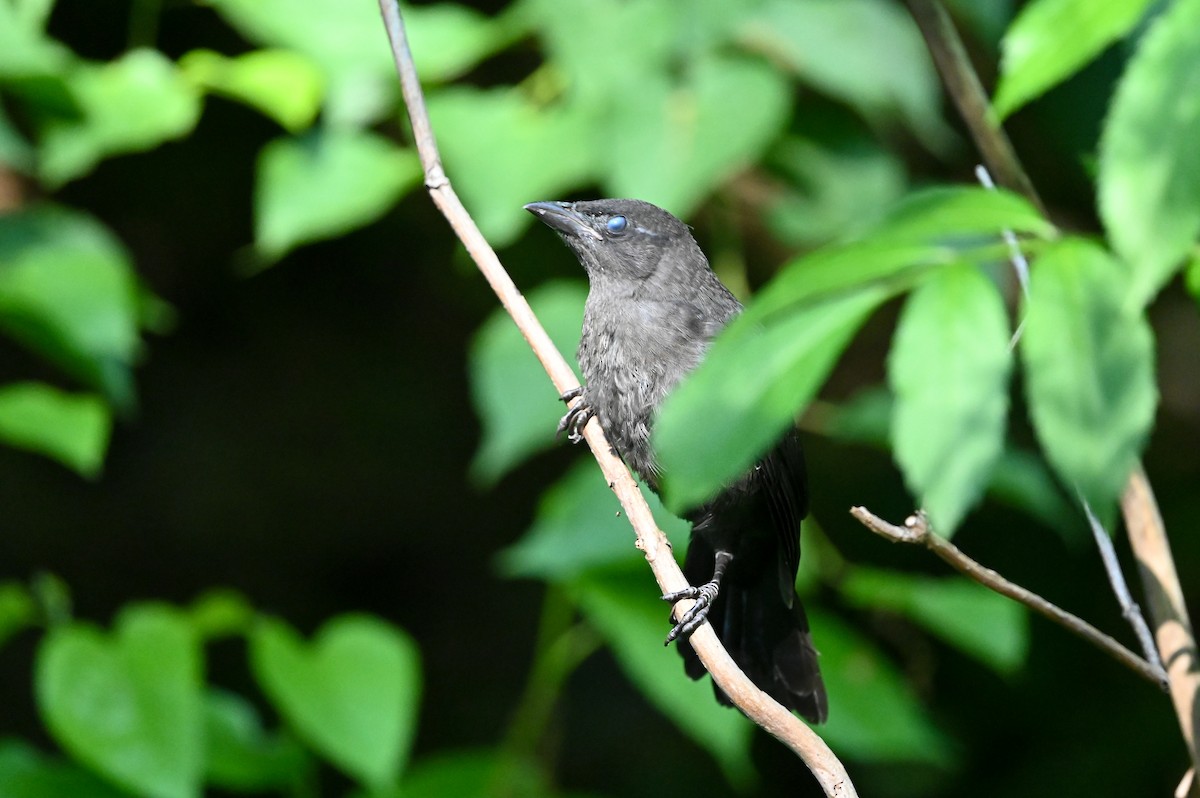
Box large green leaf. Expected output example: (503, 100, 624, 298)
(250, 614, 420, 789)
(394, 750, 555, 798)
(180, 48, 324, 132)
(469, 280, 585, 485)
(38, 49, 201, 186)
(655, 287, 887, 511)
(994, 0, 1156, 119)
(498, 459, 690, 582)
(604, 53, 792, 217)
(739, 0, 952, 150)
(0, 382, 110, 477)
(810, 610, 953, 764)
(0, 205, 141, 404)
(840, 568, 1030, 675)
(570, 569, 754, 786)
(1020, 238, 1156, 514)
(36, 605, 204, 798)
(1098, 0, 1200, 306)
(427, 88, 598, 247)
(254, 129, 421, 260)
(888, 265, 1012, 535)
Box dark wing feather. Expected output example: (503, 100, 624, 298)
(758, 430, 808, 602)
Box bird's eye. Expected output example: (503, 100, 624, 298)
(606, 215, 627, 234)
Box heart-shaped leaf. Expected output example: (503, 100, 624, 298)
(35, 605, 204, 798)
(250, 614, 420, 789)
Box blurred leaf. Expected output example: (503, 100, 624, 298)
(987, 447, 1079, 539)
(994, 0, 1155, 119)
(180, 48, 324, 132)
(0, 582, 36, 649)
(809, 609, 953, 764)
(250, 614, 420, 789)
(0, 739, 129, 798)
(0, 103, 37, 173)
(1188, 253, 1200, 310)
(739, 0, 953, 150)
(0, 205, 141, 403)
(393, 750, 552, 798)
(0, 382, 110, 477)
(428, 88, 598, 247)
(765, 135, 908, 247)
(656, 287, 886, 512)
(0, 0, 71, 78)
(38, 49, 201, 186)
(402, 2, 513, 83)
(254, 129, 421, 260)
(1098, 0, 1200, 306)
(36, 604, 204, 798)
(188, 589, 255, 640)
(469, 280, 585, 485)
(499, 459, 690, 581)
(1020, 238, 1156, 516)
(570, 569, 754, 786)
(888, 265, 1011, 535)
(203, 689, 307, 791)
(605, 53, 791, 217)
(754, 186, 1053, 320)
(841, 569, 1030, 674)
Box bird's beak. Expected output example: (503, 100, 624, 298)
(524, 201, 602, 240)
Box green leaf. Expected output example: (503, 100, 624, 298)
(254, 129, 421, 260)
(401, 3, 512, 84)
(0, 739, 130, 798)
(0, 205, 141, 403)
(469, 280, 585, 485)
(180, 48, 324, 132)
(0, 581, 36, 649)
(427, 88, 598, 247)
(739, 0, 952, 150)
(250, 614, 420, 789)
(753, 186, 1052, 321)
(656, 287, 886, 511)
(0, 0, 71, 78)
(187, 589, 255, 640)
(840, 568, 1030, 674)
(395, 750, 553, 798)
(1020, 238, 1156, 514)
(987, 446, 1079, 538)
(888, 265, 1012, 535)
(498, 459, 690, 581)
(38, 49, 201, 186)
(0, 382, 110, 477)
(994, 0, 1155, 119)
(809, 609, 953, 764)
(570, 569, 754, 786)
(36, 605, 204, 798)
(1098, 0, 1200, 306)
(604, 53, 792, 217)
(203, 689, 307, 791)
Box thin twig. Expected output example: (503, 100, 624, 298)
(1122, 467, 1200, 777)
(850, 507, 1169, 689)
(1081, 497, 1166, 678)
(377, 3, 857, 795)
(905, 0, 1045, 215)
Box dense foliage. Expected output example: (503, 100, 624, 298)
(0, 0, 1197, 796)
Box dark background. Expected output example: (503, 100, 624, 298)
(2, 2, 1198, 797)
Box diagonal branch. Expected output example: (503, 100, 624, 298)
(850, 506, 1168, 689)
(377, 2, 857, 795)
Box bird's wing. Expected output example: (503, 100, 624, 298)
(759, 430, 809, 601)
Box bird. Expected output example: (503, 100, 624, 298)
(524, 198, 827, 723)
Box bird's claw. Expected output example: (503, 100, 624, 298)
(557, 391, 593, 444)
(662, 580, 721, 645)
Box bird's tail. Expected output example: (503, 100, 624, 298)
(678, 539, 828, 724)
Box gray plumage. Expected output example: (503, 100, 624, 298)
(525, 198, 828, 723)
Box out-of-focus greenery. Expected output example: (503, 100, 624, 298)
(0, 0, 1197, 796)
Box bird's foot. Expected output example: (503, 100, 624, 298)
(557, 389, 593, 444)
(662, 580, 721, 645)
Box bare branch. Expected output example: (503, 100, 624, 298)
(850, 506, 1169, 689)
(377, 2, 857, 794)
(1122, 467, 1200, 779)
